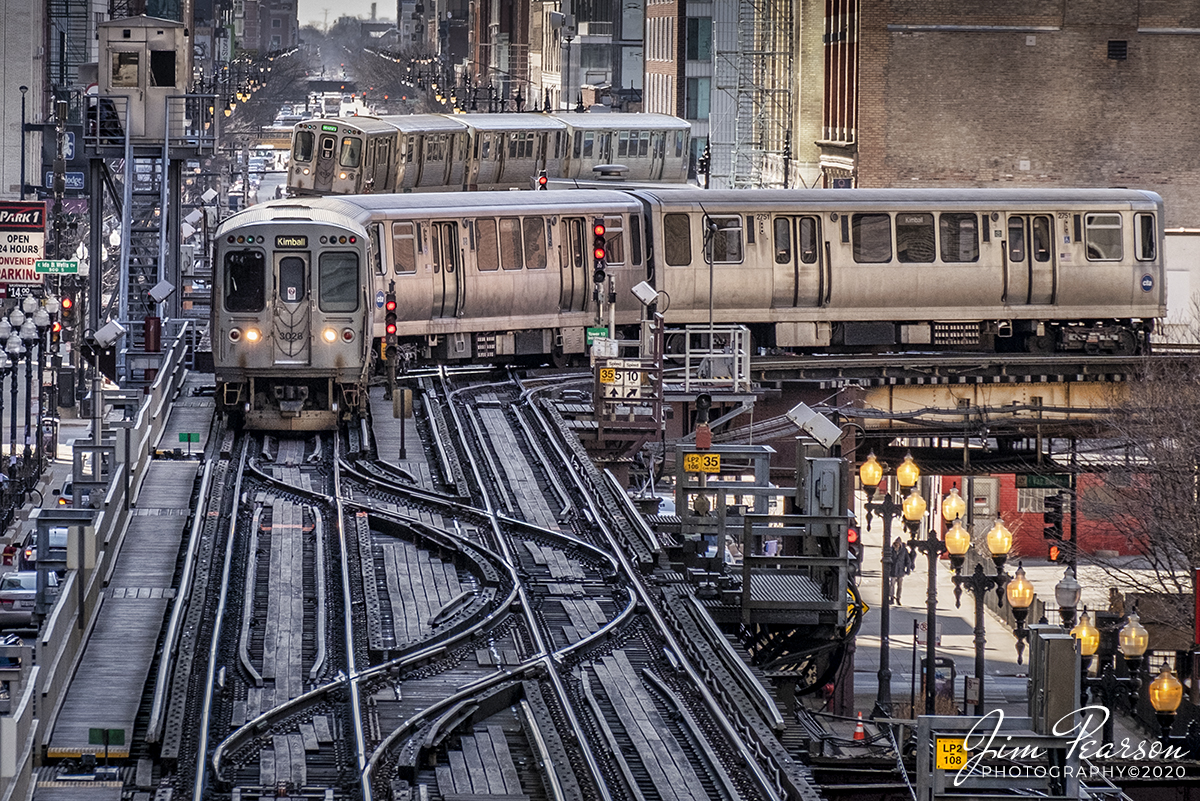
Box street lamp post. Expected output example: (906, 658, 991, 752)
(1055, 567, 1082, 628)
(1150, 665, 1184, 744)
(945, 516, 1013, 716)
(5, 309, 26, 477)
(18, 86, 28, 201)
(19, 297, 38, 470)
(32, 303, 51, 471)
(1005, 563, 1035, 663)
(858, 451, 922, 716)
(1071, 609, 1150, 743)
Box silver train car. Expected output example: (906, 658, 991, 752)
(213, 201, 373, 430)
(213, 187, 1164, 429)
(286, 113, 692, 196)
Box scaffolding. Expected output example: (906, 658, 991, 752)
(712, 0, 794, 188)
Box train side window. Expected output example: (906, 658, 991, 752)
(481, 137, 491, 161)
(294, 131, 314, 162)
(1085, 213, 1123, 260)
(427, 135, 445, 162)
(583, 132, 595, 159)
(499, 217, 524, 270)
(1135, 213, 1156, 261)
(939, 213, 979, 262)
(1008, 218, 1026, 262)
(318, 252, 359, 312)
(320, 136, 335, 159)
(392, 222, 418, 274)
(573, 131, 582, 159)
(705, 216, 743, 264)
(405, 137, 415, 164)
(618, 131, 629, 157)
(1031, 216, 1051, 262)
(523, 217, 547, 269)
(774, 218, 791, 264)
(224, 251, 265, 312)
(851, 213, 892, 263)
(896, 213, 935, 263)
(639, 132, 650, 157)
(799, 218, 818, 263)
(630, 214, 643, 266)
(278, 257, 306, 303)
(675, 131, 686, 158)
(477, 218, 499, 271)
(369, 224, 383, 276)
(603, 217, 625, 265)
(664, 214, 692, 266)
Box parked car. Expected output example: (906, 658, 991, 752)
(20, 527, 68, 571)
(0, 571, 59, 628)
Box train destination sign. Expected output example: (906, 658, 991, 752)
(276, 235, 307, 248)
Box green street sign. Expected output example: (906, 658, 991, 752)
(179, 433, 199, 443)
(585, 326, 608, 345)
(34, 260, 78, 274)
(1014, 474, 1070, 489)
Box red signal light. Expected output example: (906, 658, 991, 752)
(847, 527, 859, 545)
(385, 300, 396, 312)
(385, 322, 397, 335)
(52, 321, 62, 333)
(593, 245, 607, 260)
(61, 297, 73, 311)
(592, 222, 605, 237)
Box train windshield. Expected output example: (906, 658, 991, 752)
(224, 250, 265, 312)
(294, 131, 314, 162)
(319, 252, 359, 312)
(339, 137, 362, 168)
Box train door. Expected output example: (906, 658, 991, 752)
(476, 134, 499, 186)
(560, 217, 589, 312)
(651, 132, 666, 180)
(313, 134, 336, 192)
(273, 253, 311, 365)
(375, 138, 393, 191)
(771, 215, 825, 307)
(1006, 215, 1054, 304)
(447, 134, 466, 188)
(362, 139, 376, 191)
(431, 222, 462, 318)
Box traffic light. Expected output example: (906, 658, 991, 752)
(1043, 492, 1068, 561)
(51, 320, 62, 345)
(846, 521, 863, 578)
(384, 285, 397, 347)
(592, 218, 607, 285)
(536, 170, 548, 189)
(59, 293, 74, 342)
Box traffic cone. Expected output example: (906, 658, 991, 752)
(853, 711, 866, 741)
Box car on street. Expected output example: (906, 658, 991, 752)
(0, 571, 59, 629)
(19, 527, 68, 571)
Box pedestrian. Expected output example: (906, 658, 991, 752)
(890, 537, 913, 604)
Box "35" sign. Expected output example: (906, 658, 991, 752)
(683, 453, 720, 473)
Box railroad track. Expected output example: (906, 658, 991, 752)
(148, 371, 826, 799)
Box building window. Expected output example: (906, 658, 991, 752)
(1016, 487, 1060, 514)
(1108, 40, 1128, 60)
(272, 18, 282, 28)
(686, 17, 712, 60)
(685, 77, 710, 120)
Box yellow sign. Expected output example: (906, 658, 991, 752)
(935, 738, 967, 770)
(599, 368, 616, 383)
(683, 453, 721, 474)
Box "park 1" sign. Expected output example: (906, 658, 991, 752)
(0, 202, 47, 285)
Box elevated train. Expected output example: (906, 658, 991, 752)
(213, 187, 1165, 429)
(286, 113, 692, 196)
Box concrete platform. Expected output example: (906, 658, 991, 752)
(45, 379, 213, 759)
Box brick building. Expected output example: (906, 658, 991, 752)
(811, 0, 1200, 228)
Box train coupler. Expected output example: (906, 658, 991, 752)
(273, 385, 310, 417)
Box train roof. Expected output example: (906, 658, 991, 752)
(631, 187, 1164, 208)
(454, 114, 568, 131)
(329, 189, 644, 215)
(555, 113, 690, 131)
(215, 199, 375, 235)
(374, 114, 468, 132)
(293, 116, 400, 134)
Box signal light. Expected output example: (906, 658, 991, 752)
(592, 218, 607, 278)
(537, 171, 548, 189)
(60, 296, 73, 312)
(385, 286, 398, 346)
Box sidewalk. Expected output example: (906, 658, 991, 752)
(846, 506, 1143, 739)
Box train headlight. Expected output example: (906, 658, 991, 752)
(244, 327, 262, 343)
(302, 167, 310, 175)
(339, 172, 347, 180)
(322, 327, 338, 343)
